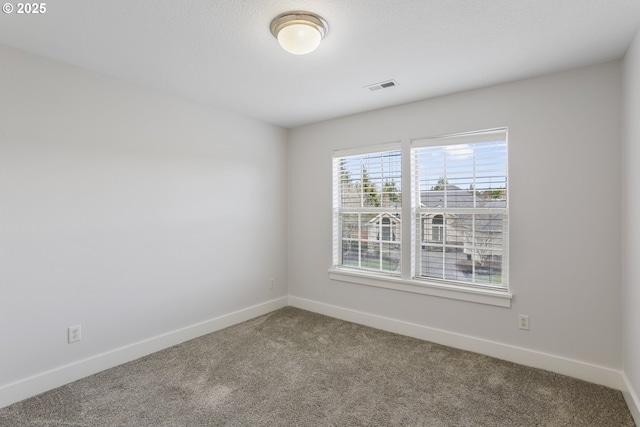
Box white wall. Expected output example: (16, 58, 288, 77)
(622, 28, 640, 420)
(0, 45, 288, 394)
(289, 62, 622, 370)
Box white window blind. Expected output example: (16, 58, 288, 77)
(411, 129, 508, 290)
(333, 147, 402, 274)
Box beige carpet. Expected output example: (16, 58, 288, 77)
(0, 307, 634, 426)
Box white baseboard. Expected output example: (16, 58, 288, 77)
(3, 295, 634, 419)
(622, 372, 640, 426)
(288, 296, 625, 391)
(0, 296, 288, 409)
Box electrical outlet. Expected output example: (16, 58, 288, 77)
(68, 325, 82, 343)
(269, 278, 275, 289)
(518, 315, 530, 330)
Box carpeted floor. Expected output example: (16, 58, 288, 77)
(0, 307, 635, 426)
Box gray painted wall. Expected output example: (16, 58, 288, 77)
(289, 61, 622, 368)
(623, 28, 640, 418)
(0, 45, 289, 387)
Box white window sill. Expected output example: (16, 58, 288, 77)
(328, 268, 512, 308)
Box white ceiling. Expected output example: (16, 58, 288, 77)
(1, 0, 639, 128)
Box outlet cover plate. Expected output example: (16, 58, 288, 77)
(68, 325, 82, 343)
(518, 315, 530, 330)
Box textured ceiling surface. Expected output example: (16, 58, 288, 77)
(1, 0, 639, 128)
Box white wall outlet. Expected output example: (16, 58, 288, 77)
(269, 278, 275, 289)
(68, 325, 82, 343)
(518, 315, 530, 330)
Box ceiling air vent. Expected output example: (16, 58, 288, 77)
(365, 80, 399, 91)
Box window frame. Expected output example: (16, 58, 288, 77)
(330, 130, 512, 308)
(412, 128, 509, 291)
(332, 143, 403, 276)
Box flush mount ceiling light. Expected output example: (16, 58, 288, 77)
(270, 11, 328, 55)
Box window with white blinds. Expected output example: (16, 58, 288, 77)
(333, 145, 402, 274)
(331, 129, 509, 302)
(412, 129, 508, 290)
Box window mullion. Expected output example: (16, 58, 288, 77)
(357, 212, 362, 269)
(402, 140, 413, 280)
(471, 213, 476, 281)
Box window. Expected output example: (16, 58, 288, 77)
(412, 129, 508, 290)
(331, 129, 509, 305)
(333, 145, 401, 274)
(431, 215, 444, 243)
